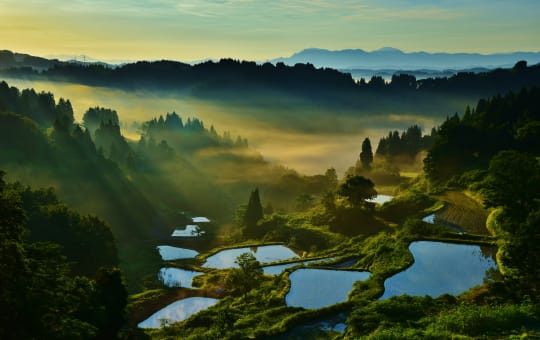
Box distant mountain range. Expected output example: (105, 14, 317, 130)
(271, 47, 540, 70)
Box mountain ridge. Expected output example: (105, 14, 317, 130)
(272, 48, 540, 70)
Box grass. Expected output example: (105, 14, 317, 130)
(434, 191, 489, 235)
(346, 297, 540, 339)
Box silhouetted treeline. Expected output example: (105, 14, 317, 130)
(2, 55, 540, 100)
(83, 106, 119, 134)
(376, 125, 436, 159)
(0, 80, 74, 126)
(424, 86, 540, 183)
(0, 50, 62, 70)
(140, 112, 248, 155)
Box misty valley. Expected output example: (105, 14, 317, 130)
(1, 51, 540, 339)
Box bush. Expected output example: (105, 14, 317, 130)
(379, 191, 435, 223)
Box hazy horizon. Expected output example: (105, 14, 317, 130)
(1, 1, 538, 62)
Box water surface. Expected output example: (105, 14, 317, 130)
(159, 267, 203, 288)
(157, 246, 199, 260)
(381, 241, 497, 299)
(422, 214, 436, 224)
(192, 217, 210, 223)
(366, 195, 394, 205)
(137, 297, 218, 328)
(203, 245, 299, 269)
(171, 225, 205, 237)
(286, 268, 371, 309)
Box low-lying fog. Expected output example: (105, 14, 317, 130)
(3, 78, 472, 175)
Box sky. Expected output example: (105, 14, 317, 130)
(1, 0, 539, 62)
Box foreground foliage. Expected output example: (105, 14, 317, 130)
(0, 172, 127, 339)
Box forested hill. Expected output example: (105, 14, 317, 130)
(1, 51, 540, 103)
(424, 86, 540, 184)
(0, 50, 62, 70)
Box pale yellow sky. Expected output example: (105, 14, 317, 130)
(1, 0, 539, 62)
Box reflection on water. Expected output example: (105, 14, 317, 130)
(171, 225, 205, 237)
(137, 297, 218, 328)
(159, 267, 203, 288)
(156, 245, 199, 260)
(203, 245, 299, 269)
(381, 241, 498, 299)
(422, 213, 436, 224)
(286, 268, 371, 309)
(192, 217, 210, 223)
(366, 195, 394, 205)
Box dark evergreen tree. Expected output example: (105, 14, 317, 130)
(244, 188, 263, 229)
(360, 138, 374, 169)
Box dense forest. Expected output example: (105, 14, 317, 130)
(0, 172, 127, 339)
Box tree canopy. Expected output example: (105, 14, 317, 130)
(480, 151, 540, 294)
(424, 87, 540, 183)
(225, 252, 263, 299)
(0, 171, 127, 339)
(338, 175, 377, 207)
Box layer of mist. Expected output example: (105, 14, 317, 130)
(2, 77, 470, 175)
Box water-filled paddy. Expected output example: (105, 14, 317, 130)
(137, 297, 219, 329)
(158, 267, 203, 288)
(171, 225, 205, 237)
(366, 194, 394, 205)
(422, 214, 436, 224)
(192, 217, 210, 223)
(286, 268, 371, 309)
(157, 246, 199, 260)
(381, 241, 498, 299)
(203, 245, 299, 269)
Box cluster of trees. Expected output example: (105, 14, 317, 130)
(376, 125, 435, 159)
(355, 61, 540, 96)
(480, 151, 540, 295)
(14, 183, 118, 276)
(0, 81, 74, 127)
(0, 171, 127, 339)
(0, 82, 170, 291)
(345, 137, 401, 186)
(225, 252, 263, 299)
(338, 175, 377, 208)
(82, 107, 119, 135)
(140, 112, 249, 153)
(241, 172, 380, 238)
(424, 87, 540, 183)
